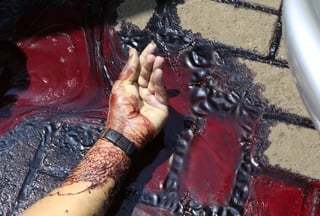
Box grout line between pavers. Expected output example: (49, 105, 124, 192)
(212, 0, 280, 15)
(267, 2, 283, 58)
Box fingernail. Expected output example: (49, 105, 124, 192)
(129, 48, 134, 57)
(151, 41, 156, 48)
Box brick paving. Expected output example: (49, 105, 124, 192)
(3, 0, 320, 214)
(178, 1, 278, 55)
(0, 0, 319, 214)
(117, 0, 320, 181)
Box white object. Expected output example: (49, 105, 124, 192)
(283, 0, 320, 131)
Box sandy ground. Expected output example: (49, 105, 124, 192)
(116, 0, 320, 180)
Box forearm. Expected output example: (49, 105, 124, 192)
(21, 43, 168, 216)
(21, 138, 131, 216)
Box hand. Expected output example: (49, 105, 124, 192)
(106, 43, 168, 149)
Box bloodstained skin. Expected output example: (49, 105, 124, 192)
(107, 92, 154, 149)
(55, 142, 131, 195)
(106, 56, 155, 149)
(118, 65, 134, 81)
(1, 0, 320, 215)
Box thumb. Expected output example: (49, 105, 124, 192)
(118, 48, 140, 83)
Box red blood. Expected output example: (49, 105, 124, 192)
(0, 4, 109, 135)
(2, 1, 320, 215)
(179, 115, 241, 206)
(245, 174, 304, 215)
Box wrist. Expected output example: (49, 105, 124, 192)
(99, 128, 138, 158)
(96, 139, 131, 160)
(105, 122, 151, 149)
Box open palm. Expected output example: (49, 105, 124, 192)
(106, 43, 168, 149)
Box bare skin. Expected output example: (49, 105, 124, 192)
(21, 42, 168, 216)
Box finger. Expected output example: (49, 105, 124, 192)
(148, 56, 165, 93)
(138, 42, 157, 87)
(153, 56, 165, 71)
(153, 68, 168, 105)
(138, 54, 155, 87)
(118, 48, 140, 83)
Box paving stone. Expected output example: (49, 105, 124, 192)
(116, 0, 156, 29)
(265, 123, 320, 180)
(246, 0, 282, 10)
(240, 59, 309, 117)
(277, 35, 288, 61)
(178, 0, 278, 55)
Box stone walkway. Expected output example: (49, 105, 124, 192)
(117, 0, 320, 180)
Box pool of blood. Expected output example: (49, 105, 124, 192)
(1, 0, 320, 215)
(0, 3, 109, 135)
(178, 115, 241, 205)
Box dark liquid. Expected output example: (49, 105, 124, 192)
(0, 0, 319, 215)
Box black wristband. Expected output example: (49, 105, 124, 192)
(99, 128, 138, 157)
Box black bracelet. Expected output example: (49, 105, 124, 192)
(99, 128, 138, 158)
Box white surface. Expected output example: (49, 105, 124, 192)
(283, 0, 320, 131)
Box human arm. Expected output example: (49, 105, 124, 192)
(21, 42, 168, 216)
